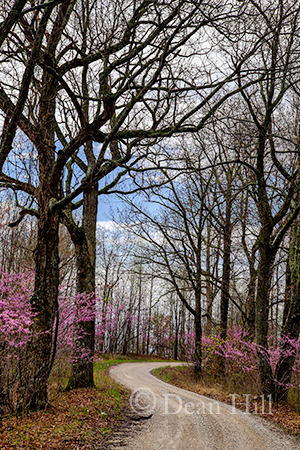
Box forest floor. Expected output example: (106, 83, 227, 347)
(0, 354, 171, 450)
(153, 365, 300, 438)
(2, 358, 299, 449)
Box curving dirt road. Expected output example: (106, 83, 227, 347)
(109, 362, 300, 450)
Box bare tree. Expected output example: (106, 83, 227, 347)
(0, 0, 267, 410)
(233, 0, 300, 395)
(118, 147, 220, 375)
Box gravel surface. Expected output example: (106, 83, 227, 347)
(109, 362, 300, 450)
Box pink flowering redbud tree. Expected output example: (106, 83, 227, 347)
(0, 269, 35, 412)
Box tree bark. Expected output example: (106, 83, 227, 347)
(65, 180, 97, 390)
(17, 22, 61, 408)
(21, 209, 60, 410)
(282, 258, 291, 329)
(218, 183, 233, 375)
(245, 263, 257, 338)
(220, 190, 232, 340)
(205, 223, 213, 334)
(274, 221, 300, 401)
(194, 287, 202, 379)
(255, 240, 275, 395)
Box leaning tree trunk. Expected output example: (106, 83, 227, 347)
(66, 180, 97, 390)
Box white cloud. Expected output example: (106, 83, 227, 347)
(96, 220, 120, 231)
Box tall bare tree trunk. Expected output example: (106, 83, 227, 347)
(220, 189, 232, 340)
(18, 24, 62, 408)
(205, 223, 213, 334)
(217, 183, 233, 375)
(255, 238, 275, 395)
(282, 253, 292, 329)
(274, 220, 300, 401)
(22, 208, 60, 410)
(246, 263, 257, 338)
(146, 275, 153, 355)
(65, 179, 97, 389)
(194, 286, 202, 379)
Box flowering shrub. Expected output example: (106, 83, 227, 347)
(0, 269, 35, 354)
(56, 291, 96, 363)
(0, 269, 35, 412)
(214, 327, 257, 373)
(1, 268, 300, 409)
(183, 327, 300, 391)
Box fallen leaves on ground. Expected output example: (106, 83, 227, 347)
(0, 354, 171, 450)
(153, 365, 300, 437)
(0, 370, 129, 449)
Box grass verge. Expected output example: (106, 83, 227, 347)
(0, 354, 170, 449)
(152, 365, 300, 438)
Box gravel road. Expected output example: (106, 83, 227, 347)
(109, 361, 300, 450)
